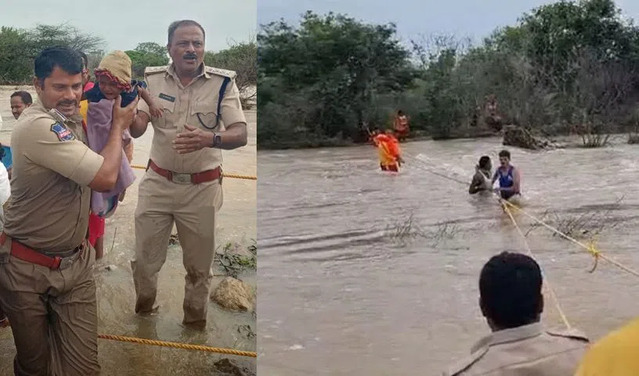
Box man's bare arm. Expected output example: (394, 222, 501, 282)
(469, 175, 482, 194)
(512, 168, 521, 192)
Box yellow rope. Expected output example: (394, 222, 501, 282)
(405, 155, 572, 328)
(405, 153, 639, 279)
(499, 198, 639, 278)
(220, 173, 257, 181)
(501, 202, 572, 330)
(97, 334, 257, 358)
(130, 165, 257, 181)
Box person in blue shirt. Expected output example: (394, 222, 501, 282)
(491, 149, 521, 201)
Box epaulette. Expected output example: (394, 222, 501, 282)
(205, 66, 237, 79)
(546, 328, 589, 342)
(144, 65, 169, 75)
(443, 346, 489, 376)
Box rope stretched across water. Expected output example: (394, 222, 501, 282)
(500, 203, 572, 329)
(404, 154, 572, 327)
(130, 165, 257, 181)
(401, 153, 639, 328)
(98, 334, 257, 357)
(499, 199, 639, 278)
(403, 154, 639, 278)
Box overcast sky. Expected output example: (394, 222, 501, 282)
(1, 0, 256, 52)
(259, 0, 639, 46)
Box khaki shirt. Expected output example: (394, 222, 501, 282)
(443, 323, 589, 376)
(138, 64, 246, 174)
(4, 100, 104, 253)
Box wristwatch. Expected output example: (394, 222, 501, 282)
(211, 133, 221, 148)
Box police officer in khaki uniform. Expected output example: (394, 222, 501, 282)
(443, 252, 589, 376)
(129, 20, 247, 329)
(0, 47, 137, 376)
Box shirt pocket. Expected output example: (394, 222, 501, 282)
(189, 95, 221, 131)
(153, 92, 177, 129)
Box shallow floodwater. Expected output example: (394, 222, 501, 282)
(258, 136, 639, 375)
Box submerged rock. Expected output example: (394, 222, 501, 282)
(211, 277, 255, 312)
(214, 358, 256, 376)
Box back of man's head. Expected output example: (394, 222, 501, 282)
(479, 251, 543, 329)
(479, 156, 491, 169)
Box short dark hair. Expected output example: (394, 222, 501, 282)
(168, 20, 205, 45)
(498, 150, 511, 159)
(479, 251, 542, 328)
(479, 156, 491, 169)
(10, 91, 32, 105)
(34, 47, 83, 82)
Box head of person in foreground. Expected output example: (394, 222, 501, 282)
(479, 251, 543, 332)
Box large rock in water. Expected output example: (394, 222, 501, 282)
(502, 125, 556, 150)
(214, 358, 256, 376)
(211, 277, 255, 312)
(484, 114, 503, 132)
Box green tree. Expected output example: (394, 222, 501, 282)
(0, 27, 32, 84)
(125, 42, 169, 79)
(258, 11, 416, 147)
(205, 40, 257, 106)
(0, 23, 105, 84)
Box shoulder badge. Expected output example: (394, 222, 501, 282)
(50, 122, 76, 142)
(443, 346, 489, 376)
(546, 328, 589, 342)
(144, 65, 169, 76)
(205, 66, 237, 79)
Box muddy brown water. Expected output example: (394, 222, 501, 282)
(258, 137, 639, 375)
(0, 87, 256, 375)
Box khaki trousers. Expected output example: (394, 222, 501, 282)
(132, 169, 222, 327)
(0, 240, 99, 376)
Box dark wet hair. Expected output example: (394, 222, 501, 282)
(34, 47, 83, 82)
(478, 156, 491, 169)
(498, 150, 511, 159)
(479, 251, 542, 328)
(397, 110, 404, 116)
(168, 20, 206, 45)
(10, 91, 32, 105)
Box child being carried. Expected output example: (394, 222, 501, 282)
(84, 50, 161, 217)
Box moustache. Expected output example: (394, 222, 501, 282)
(183, 54, 198, 60)
(57, 100, 77, 107)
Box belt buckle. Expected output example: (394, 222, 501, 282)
(57, 255, 75, 270)
(171, 173, 192, 185)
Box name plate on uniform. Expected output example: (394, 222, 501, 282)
(159, 93, 175, 102)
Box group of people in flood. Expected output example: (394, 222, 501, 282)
(366, 111, 639, 374)
(468, 150, 522, 202)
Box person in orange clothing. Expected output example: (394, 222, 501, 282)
(373, 129, 404, 172)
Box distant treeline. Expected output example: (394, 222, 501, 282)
(0, 24, 256, 105)
(258, 0, 639, 149)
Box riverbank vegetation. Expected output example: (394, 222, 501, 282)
(258, 0, 639, 149)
